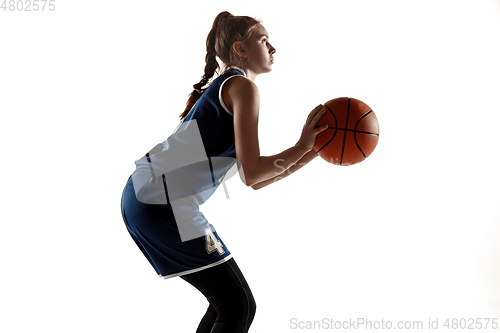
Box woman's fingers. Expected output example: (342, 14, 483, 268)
(315, 123, 329, 134)
(305, 105, 323, 125)
(297, 105, 329, 149)
(311, 106, 328, 133)
(311, 106, 326, 125)
(307, 105, 327, 129)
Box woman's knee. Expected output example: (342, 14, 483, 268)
(210, 288, 255, 323)
(247, 291, 256, 324)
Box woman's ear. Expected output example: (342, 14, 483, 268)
(232, 41, 247, 58)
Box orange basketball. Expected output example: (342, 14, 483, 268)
(313, 97, 379, 166)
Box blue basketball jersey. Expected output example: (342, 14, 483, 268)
(121, 67, 246, 279)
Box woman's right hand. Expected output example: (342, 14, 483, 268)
(297, 105, 329, 149)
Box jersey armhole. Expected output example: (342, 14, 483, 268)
(219, 75, 243, 117)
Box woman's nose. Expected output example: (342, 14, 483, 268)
(269, 44, 276, 54)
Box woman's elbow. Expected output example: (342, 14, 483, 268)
(243, 174, 259, 188)
(249, 180, 262, 190)
(237, 165, 258, 187)
(245, 173, 265, 190)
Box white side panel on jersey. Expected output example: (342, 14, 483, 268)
(130, 118, 242, 242)
(131, 119, 214, 242)
(132, 119, 208, 200)
(170, 194, 212, 242)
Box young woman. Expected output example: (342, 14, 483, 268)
(120, 11, 328, 333)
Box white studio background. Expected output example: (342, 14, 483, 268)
(1, 0, 500, 332)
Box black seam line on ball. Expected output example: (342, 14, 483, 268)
(354, 110, 373, 131)
(322, 127, 379, 136)
(316, 104, 338, 153)
(340, 98, 351, 165)
(354, 110, 374, 158)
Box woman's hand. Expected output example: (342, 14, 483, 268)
(297, 105, 329, 149)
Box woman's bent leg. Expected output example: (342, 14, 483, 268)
(181, 258, 256, 333)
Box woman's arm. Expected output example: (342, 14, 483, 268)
(222, 76, 327, 187)
(250, 149, 319, 190)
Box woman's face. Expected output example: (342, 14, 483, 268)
(243, 24, 276, 77)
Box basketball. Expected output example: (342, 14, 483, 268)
(313, 97, 379, 166)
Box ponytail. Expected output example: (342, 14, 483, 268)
(179, 11, 261, 119)
(179, 12, 231, 119)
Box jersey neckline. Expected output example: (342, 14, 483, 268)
(228, 66, 246, 78)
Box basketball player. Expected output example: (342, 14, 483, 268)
(120, 11, 328, 333)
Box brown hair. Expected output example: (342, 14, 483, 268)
(179, 11, 261, 119)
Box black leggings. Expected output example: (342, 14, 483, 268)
(181, 258, 256, 333)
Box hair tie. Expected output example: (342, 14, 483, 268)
(227, 13, 234, 18)
(199, 75, 209, 88)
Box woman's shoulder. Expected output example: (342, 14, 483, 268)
(220, 74, 259, 116)
(224, 75, 257, 95)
